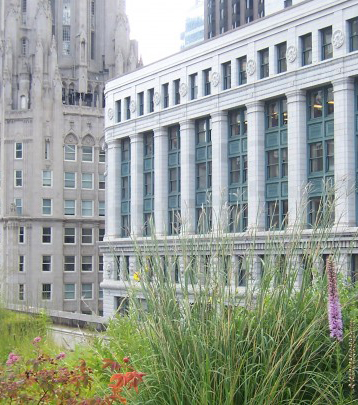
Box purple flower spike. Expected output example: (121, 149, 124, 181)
(326, 257, 343, 342)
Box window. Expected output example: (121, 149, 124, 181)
(42, 227, 52, 243)
(82, 146, 93, 162)
(309, 142, 323, 173)
(143, 132, 154, 237)
(21, 37, 28, 56)
(19, 284, 25, 301)
(18, 226, 25, 243)
(81, 283, 93, 299)
(190, 73, 198, 100)
(284, 0, 292, 7)
(174, 79, 180, 105)
(99, 148, 105, 163)
(64, 284, 75, 300)
(81, 200, 93, 217)
(14, 170, 23, 187)
(90, 31, 95, 60)
(148, 88, 154, 113)
(82, 173, 93, 189)
(82, 228, 93, 244)
(99, 287, 103, 300)
(222, 62, 231, 90)
(64, 200, 76, 216)
(45, 140, 50, 160)
(309, 87, 334, 119)
(321, 27, 332, 60)
(163, 83, 169, 108)
(115, 100, 122, 122)
(267, 150, 279, 179)
(138, 92, 144, 115)
(82, 256, 93, 272)
(260, 48, 269, 78)
(238, 56, 247, 85)
(277, 42, 287, 73)
(301, 33, 312, 66)
(42, 199, 52, 215)
(15, 198, 23, 215)
(62, 25, 71, 55)
(125, 97, 131, 119)
(349, 18, 358, 52)
(42, 255, 52, 272)
(99, 255, 104, 272)
(19, 255, 25, 272)
(64, 144, 76, 161)
(64, 227, 75, 244)
(15, 143, 23, 159)
(64, 172, 76, 188)
(99, 201, 105, 216)
(99, 174, 105, 189)
(42, 171, 52, 187)
(203, 69, 211, 96)
(64, 256, 75, 272)
(42, 284, 52, 300)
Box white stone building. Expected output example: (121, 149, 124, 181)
(102, 0, 358, 318)
(0, 0, 138, 316)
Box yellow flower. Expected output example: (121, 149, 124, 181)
(133, 272, 140, 282)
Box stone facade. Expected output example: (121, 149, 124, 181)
(102, 0, 358, 318)
(0, 0, 139, 315)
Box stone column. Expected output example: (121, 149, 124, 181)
(130, 134, 144, 237)
(333, 77, 356, 228)
(211, 111, 229, 232)
(180, 119, 196, 234)
(286, 90, 307, 228)
(154, 127, 168, 236)
(105, 139, 121, 238)
(246, 101, 265, 231)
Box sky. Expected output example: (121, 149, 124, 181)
(126, 0, 195, 65)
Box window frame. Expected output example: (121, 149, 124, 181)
(64, 255, 76, 272)
(64, 227, 76, 244)
(81, 200, 94, 217)
(15, 142, 23, 159)
(64, 144, 76, 161)
(64, 199, 76, 216)
(81, 283, 93, 299)
(277, 42, 287, 74)
(42, 227, 52, 244)
(42, 283, 52, 300)
(81, 256, 93, 272)
(81, 228, 93, 244)
(64, 283, 76, 300)
(42, 198, 52, 216)
(301, 33, 312, 66)
(82, 146, 93, 162)
(42, 255, 52, 272)
(259, 48, 269, 79)
(14, 170, 23, 187)
(81, 172, 94, 189)
(42, 170, 52, 187)
(321, 26, 333, 61)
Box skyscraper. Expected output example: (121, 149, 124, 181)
(204, 0, 265, 39)
(0, 0, 139, 316)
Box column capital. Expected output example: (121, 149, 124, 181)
(286, 89, 306, 103)
(246, 100, 264, 113)
(179, 119, 195, 130)
(153, 126, 167, 138)
(129, 133, 143, 143)
(106, 138, 121, 148)
(332, 76, 355, 92)
(210, 110, 228, 123)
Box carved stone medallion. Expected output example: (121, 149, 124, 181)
(246, 59, 256, 76)
(211, 72, 220, 87)
(107, 108, 114, 120)
(332, 30, 344, 49)
(179, 83, 187, 97)
(286, 46, 297, 63)
(129, 100, 136, 113)
(153, 92, 161, 105)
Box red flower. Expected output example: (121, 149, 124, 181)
(125, 371, 146, 393)
(123, 357, 130, 364)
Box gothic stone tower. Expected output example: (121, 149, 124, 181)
(0, 0, 138, 315)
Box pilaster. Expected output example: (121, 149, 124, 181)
(246, 101, 265, 231)
(333, 77, 356, 228)
(286, 90, 307, 228)
(211, 111, 229, 232)
(105, 139, 121, 238)
(154, 127, 168, 236)
(130, 134, 144, 237)
(180, 119, 196, 234)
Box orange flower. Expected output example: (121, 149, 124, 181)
(125, 371, 146, 393)
(109, 373, 128, 393)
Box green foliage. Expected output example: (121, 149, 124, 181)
(102, 220, 358, 404)
(0, 309, 49, 363)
